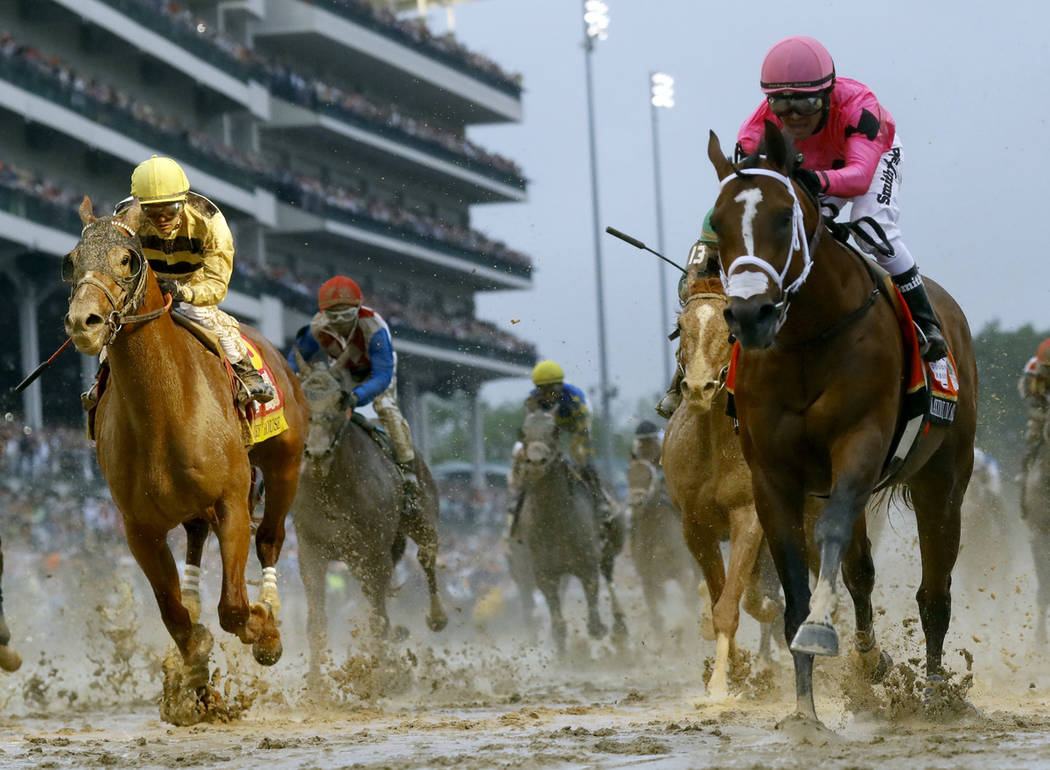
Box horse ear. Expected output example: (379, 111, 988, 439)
(292, 347, 311, 377)
(121, 199, 143, 233)
(707, 131, 733, 181)
(78, 196, 96, 226)
(762, 120, 789, 172)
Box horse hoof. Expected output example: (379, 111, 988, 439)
(392, 625, 411, 642)
(252, 638, 283, 666)
(612, 616, 628, 639)
(0, 645, 21, 672)
(864, 650, 893, 683)
(427, 611, 448, 633)
(790, 622, 839, 656)
(588, 620, 608, 640)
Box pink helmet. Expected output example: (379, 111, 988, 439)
(760, 36, 835, 94)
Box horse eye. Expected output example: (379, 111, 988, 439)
(121, 255, 131, 266)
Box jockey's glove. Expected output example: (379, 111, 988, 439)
(158, 279, 194, 304)
(794, 168, 825, 198)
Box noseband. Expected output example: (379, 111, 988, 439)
(718, 168, 821, 334)
(71, 220, 171, 347)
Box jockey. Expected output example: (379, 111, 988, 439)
(114, 156, 274, 404)
(630, 420, 663, 464)
(656, 209, 718, 419)
(737, 35, 947, 362)
(1019, 339, 1050, 473)
(288, 276, 420, 497)
(508, 361, 612, 535)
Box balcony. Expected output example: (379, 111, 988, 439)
(265, 80, 526, 203)
(252, 0, 522, 125)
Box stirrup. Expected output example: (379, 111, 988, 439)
(80, 387, 99, 412)
(915, 323, 947, 362)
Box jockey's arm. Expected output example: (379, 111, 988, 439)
(286, 326, 323, 372)
(569, 431, 593, 468)
(185, 212, 235, 306)
(349, 327, 395, 407)
(819, 128, 884, 199)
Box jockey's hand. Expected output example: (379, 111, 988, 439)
(794, 168, 824, 198)
(158, 279, 193, 304)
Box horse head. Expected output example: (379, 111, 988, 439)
(63, 196, 154, 355)
(707, 122, 819, 349)
(293, 350, 346, 462)
(676, 266, 731, 412)
(520, 409, 560, 483)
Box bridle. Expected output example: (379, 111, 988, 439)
(69, 219, 171, 348)
(674, 289, 730, 390)
(718, 167, 821, 335)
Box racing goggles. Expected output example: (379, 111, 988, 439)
(142, 201, 184, 222)
(326, 306, 360, 324)
(767, 92, 825, 117)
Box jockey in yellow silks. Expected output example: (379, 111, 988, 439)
(117, 156, 274, 403)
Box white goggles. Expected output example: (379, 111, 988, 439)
(327, 306, 359, 323)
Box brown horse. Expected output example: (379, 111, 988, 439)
(707, 123, 977, 725)
(291, 354, 447, 679)
(662, 269, 783, 700)
(62, 198, 307, 718)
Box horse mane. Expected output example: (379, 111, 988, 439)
(685, 274, 724, 298)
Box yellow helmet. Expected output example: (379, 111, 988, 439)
(131, 156, 189, 204)
(532, 360, 564, 386)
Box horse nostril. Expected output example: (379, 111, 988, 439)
(84, 313, 104, 328)
(680, 380, 691, 396)
(757, 304, 777, 323)
(702, 381, 717, 395)
(723, 307, 735, 325)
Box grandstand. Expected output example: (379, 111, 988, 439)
(0, 0, 534, 469)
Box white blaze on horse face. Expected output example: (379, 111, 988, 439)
(683, 303, 723, 404)
(735, 188, 763, 256)
(724, 188, 772, 300)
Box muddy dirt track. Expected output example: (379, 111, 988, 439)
(1, 498, 1049, 769)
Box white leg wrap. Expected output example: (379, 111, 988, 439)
(262, 566, 278, 591)
(260, 566, 280, 617)
(182, 564, 201, 593)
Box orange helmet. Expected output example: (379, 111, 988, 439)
(1038, 338, 1050, 366)
(318, 276, 363, 310)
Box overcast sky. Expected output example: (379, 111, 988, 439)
(433, 0, 1049, 415)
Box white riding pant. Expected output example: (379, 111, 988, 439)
(823, 135, 915, 276)
(176, 302, 250, 363)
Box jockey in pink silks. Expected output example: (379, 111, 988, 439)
(736, 35, 947, 361)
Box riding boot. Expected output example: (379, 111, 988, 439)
(231, 357, 276, 404)
(893, 266, 948, 362)
(655, 367, 683, 419)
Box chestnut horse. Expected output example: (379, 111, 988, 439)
(707, 123, 977, 725)
(662, 268, 784, 700)
(62, 198, 307, 715)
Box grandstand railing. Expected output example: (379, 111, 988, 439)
(268, 78, 525, 189)
(306, 0, 522, 97)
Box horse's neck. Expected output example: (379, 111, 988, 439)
(777, 234, 874, 345)
(528, 457, 577, 508)
(106, 302, 198, 406)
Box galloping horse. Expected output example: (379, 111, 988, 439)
(662, 269, 783, 699)
(626, 440, 703, 638)
(517, 410, 626, 653)
(292, 353, 447, 678)
(707, 123, 977, 724)
(62, 198, 307, 716)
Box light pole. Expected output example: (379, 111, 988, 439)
(649, 71, 674, 381)
(581, 0, 615, 478)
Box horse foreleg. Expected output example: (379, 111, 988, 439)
(841, 516, 892, 682)
(0, 540, 19, 672)
(126, 524, 199, 659)
(793, 433, 884, 658)
(297, 536, 329, 682)
(707, 505, 765, 700)
(581, 566, 608, 641)
(181, 518, 209, 624)
(536, 573, 567, 655)
(752, 469, 815, 722)
(214, 498, 281, 665)
(402, 512, 448, 633)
